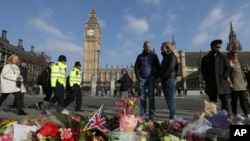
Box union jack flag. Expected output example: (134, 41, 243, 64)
(86, 105, 110, 133)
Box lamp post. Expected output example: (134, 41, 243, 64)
(97, 49, 101, 95)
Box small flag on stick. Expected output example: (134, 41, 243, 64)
(84, 105, 110, 133)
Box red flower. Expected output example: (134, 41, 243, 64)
(37, 122, 59, 139)
(71, 127, 80, 140)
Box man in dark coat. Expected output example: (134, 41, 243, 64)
(134, 40, 160, 120)
(35, 62, 54, 110)
(201, 39, 231, 117)
(117, 69, 132, 99)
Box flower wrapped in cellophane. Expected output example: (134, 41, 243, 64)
(116, 96, 143, 132)
(32, 113, 82, 141)
(116, 96, 139, 115)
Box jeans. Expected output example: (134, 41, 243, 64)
(162, 79, 176, 119)
(138, 77, 155, 118)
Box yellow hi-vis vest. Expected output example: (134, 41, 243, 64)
(69, 68, 82, 87)
(51, 62, 67, 87)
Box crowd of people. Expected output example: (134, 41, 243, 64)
(132, 39, 250, 121)
(0, 39, 250, 122)
(0, 54, 83, 115)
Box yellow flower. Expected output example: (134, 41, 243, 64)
(128, 100, 134, 106)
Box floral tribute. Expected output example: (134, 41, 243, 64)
(116, 96, 143, 132)
(32, 113, 82, 141)
(136, 117, 188, 141)
(116, 96, 139, 115)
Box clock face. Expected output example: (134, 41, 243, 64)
(87, 29, 95, 36)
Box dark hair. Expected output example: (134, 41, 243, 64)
(210, 39, 222, 47)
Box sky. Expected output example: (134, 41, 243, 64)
(1, 0, 250, 72)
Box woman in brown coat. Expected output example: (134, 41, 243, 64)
(228, 50, 250, 120)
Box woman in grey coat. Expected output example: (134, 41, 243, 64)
(228, 50, 250, 120)
(0, 54, 28, 115)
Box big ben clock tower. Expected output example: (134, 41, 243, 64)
(83, 7, 101, 87)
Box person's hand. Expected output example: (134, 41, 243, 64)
(17, 75, 22, 80)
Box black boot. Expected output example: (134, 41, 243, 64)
(18, 110, 28, 115)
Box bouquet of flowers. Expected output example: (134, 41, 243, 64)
(116, 96, 139, 115)
(32, 113, 82, 141)
(116, 96, 142, 132)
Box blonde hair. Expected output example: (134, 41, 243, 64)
(162, 41, 179, 59)
(7, 54, 19, 64)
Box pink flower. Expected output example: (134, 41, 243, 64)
(0, 133, 13, 141)
(60, 128, 73, 140)
(71, 114, 82, 122)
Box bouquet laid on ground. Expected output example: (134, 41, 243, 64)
(116, 96, 139, 115)
(32, 113, 83, 141)
(136, 117, 188, 141)
(116, 96, 143, 132)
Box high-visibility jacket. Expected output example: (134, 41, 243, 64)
(51, 62, 67, 87)
(69, 68, 82, 87)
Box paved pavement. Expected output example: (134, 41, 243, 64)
(0, 90, 208, 122)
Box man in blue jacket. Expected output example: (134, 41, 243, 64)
(134, 41, 160, 121)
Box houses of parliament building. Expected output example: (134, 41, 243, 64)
(82, 7, 250, 94)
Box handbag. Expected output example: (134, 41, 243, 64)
(16, 81, 21, 88)
(11, 67, 22, 88)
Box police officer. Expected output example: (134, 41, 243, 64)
(50, 55, 67, 107)
(64, 61, 83, 112)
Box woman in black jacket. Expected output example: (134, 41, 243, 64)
(157, 41, 178, 120)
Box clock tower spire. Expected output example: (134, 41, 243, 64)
(83, 6, 101, 88)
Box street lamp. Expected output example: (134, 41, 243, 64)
(97, 49, 101, 69)
(97, 49, 101, 94)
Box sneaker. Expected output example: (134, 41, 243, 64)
(244, 115, 250, 121)
(35, 102, 43, 111)
(233, 114, 245, 120)
(18, 110, 28, 115)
